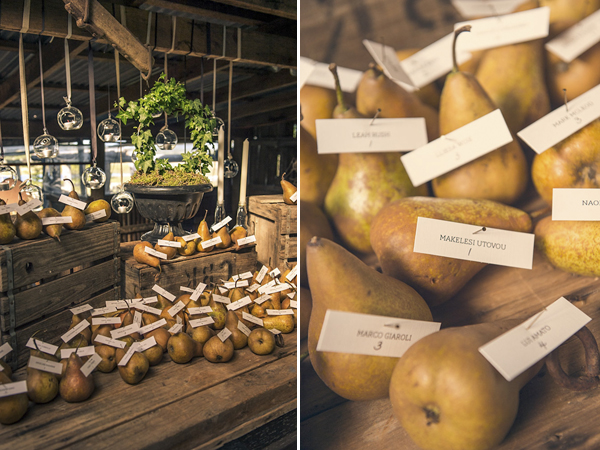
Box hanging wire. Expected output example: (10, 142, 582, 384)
(38, 39, 48, 133)
(116, 50, 124, 189)
(19, 34, 32, 178)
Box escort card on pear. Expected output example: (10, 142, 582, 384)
(401, 109, 512, 187)
(317, 310, 441, 358)
(190, 282, 207, 301)
(201, 236, 222, 248)
(233, 271, 253, 281)
(16, 198, 42, 215)
(300, 56, 362, 93)
(545, 9, 600, 63)
(70, 304, 93, 315)
(157, 239, 181, 248)
(299, 57, 317, 88)
(227, 296, 253, 311)
(237, 235, 256, 246)
(451, 0, 527, 18)
(0, 381, 28, 398)
(110, 323, 140, 339)
(59, 194, 87, 210)
(187, 306, 212, 315)
(86, 209, 106, 221)
(479, 297, 591, 381)
(94, 334, 127, 348)
(0, 203, 17, 215)
(152, 284, 176, 302)
(182, 232, 201, 241)
(256, 265, 269, 283)
(138, 318, 167, 335)
(552, 188, 600, 221)
(517, 83, 600, 154)
(212, 216, 232, 231)
(92, 317, 121, 326)
(316, 118, 428, 154)
(145, 246, 168, 259)
(212, 294, 230, 304)
(26, 339, 58, 355)
(61, 319, 90, 343)
(61, 346, 95, 359)
(237, 321, 251, 336)
(189, 317, 215, 328)
(362, 39, 416, 89)
(80, 353, 102, 377)
(29, 356, 64, 375)
(454, 7, 549, 52)
(42, 216, 72, 225)
(413, 217, 535, 269)
(218, 328, 232, 342)
(243, 311, 263, 326)
(0, 342, 12, 359)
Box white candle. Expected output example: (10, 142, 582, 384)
(217, 125, 225, 204)
(118, 206, 127, 214)
(239, 139, 249, 205)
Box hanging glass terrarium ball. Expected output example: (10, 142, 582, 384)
(111, 189, 135, 214)
(156, 127, 178, 150)
(32, 131, 59, 159)
(81, 163, 107, 190)
(57, 103, 84, 131)
(0, 164, 17, 191)
(97, 115, 121, 143)
(224, 157, 239, 178)
(20, 181, 44, 210)
(212, 116, 225, 138)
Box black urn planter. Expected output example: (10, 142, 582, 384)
(125, 183, 213, 244)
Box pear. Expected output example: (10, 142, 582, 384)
(144, 327, 170, 353)
(300, 121, 338, 207)
(300, 202, 334, 288)
(37, 207, 63, 241)
(370, 197, 532, 307)
(281, 172, 297, 205)
(133, 241, 161, 271)
(225, 311, 248, 349)
(263, 314, 295, 334)
(432, 26, 528, 205)
(117, 350, 149, 384)
(324, 63, 428, 254)
(541, 0, 600, 36)
(203, 335, 234, 363)
(300, 84, 338, 139)
(143, 344, 163, 366)
(196, 210, 214, 252)
(0, 199, 15, 244)
(389, 321, 544, 450)
(155, 228, 177, 260)
(188, 325, 214, 357)
(532, 120, 600, 205)
(535, 217, 600, 276)
(229, 225, 247, 250)
(307, 236, 432, 401)
(95, 344, 117, 373)
(167, 332, 195, 364)
(14, 192, 42, 240)
(91, 325, 113, 343)
(61, 179, 86, 230)
(175, 236, 196, 256)
(214, 225, 232, 249)
(299, 287, 312, 340)
(248, 328, 276, 355)
(0, 372, 28, 424)
(251, 302, 268, 318)
(84, 199, 111, 223)
(26, 366, 59, 404)
(59, 352, 95, 402)
(207, 295, 227, 330)
(356, 63, 439, 141)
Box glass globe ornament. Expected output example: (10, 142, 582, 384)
(81, 163, 107, 190)
(111, 189, 135, 214)
(223, 157, 239, 179)
(0, 164, 18, 191)
(97, 115, 121, 143)
(19, 181, 44, 210)
(155, 126, 178, 151)
(32, 130, 59, 159)
(152, 110, 163, 119)
(212, 115, 225, 139)
(57, 102, 84, 131)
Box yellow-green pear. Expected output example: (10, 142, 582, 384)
(0, 199, 15, 244)
(84, 199, 111, 223)
(61, 179, 86, 230)
(0, 372, 28, 424)
(15, 192, 42, 240)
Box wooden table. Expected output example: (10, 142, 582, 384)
(300, 195, 600, 449)
(0, 331, 297, 449)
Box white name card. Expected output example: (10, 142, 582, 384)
(301, 56, 362, 93)
(451, 0, 527, 18)
(42, 216, 72, 225)
(16, 198, 42, 215)
(189, 317, 215, 328)
(546, 9, 600, 63)
(59, 194, 87, 210)
(190, 282, 207, 301)
(28, 355, 64, 375)
(85, 209, 106, 221)
(0, 380, 28, 398)
(242, 312, 264, 327)
(212, 216, 232, 231)
(227, 296, 253, 311)
(363, 39, 416, 89)
(145, 246, 168, 259)
(94, 334, 127, 348)
(553, 188, 600, 220)
(138, 318, 167, 335)
(256, 266, 269, 283)
(237, 235, 256, 246)
(60, 346, 95, 359)
(212, 294, 231, 304)
(80, 353, 102, 377)
(188, 306, 213, 315)
(217, 328, 232, 342)
(110, 323, 140, 339)
(61, 319, 91, 343)
(0, 342, 12, 359)
(201, 236, 222, 248)
(157, 239, 181, 248)
(92, 317, 121, 326)
(182, 233, 201, 242)
(70, 304, 93, 315)
(26, 338, 58, 355)
(152, 285, 176, 302)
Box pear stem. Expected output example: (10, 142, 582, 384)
(63, 178, 75, 193)
(203, 209, 208, 222)
(328, 63, 347, 112)
(452, 25, 471, 73)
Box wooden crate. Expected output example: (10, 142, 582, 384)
(248, 194, 297, 268)
(121, 242, 258, 298)
(0, 221, 121, 369)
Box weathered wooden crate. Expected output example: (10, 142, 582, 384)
(0, 221, 121, 369)
(121, 242, 258, 298)
(248, 194, 297, 268)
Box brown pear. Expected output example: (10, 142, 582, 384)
(203, 335, 234, 363)
(299, 287, 312, 340)
(15, 193, 42, 240)
(176, 236, 196, 256)
(300, 122, 338, 207)
(281, 172, 297, 205)
(300, 202, 335, 288)
(263, 314, 295, 334)
(155, 229, 177, 260)
(118, 351, 150, 385)
(300, 84, 338, 139)
(133, 241, 161, 270)
(0, 199, 16, 244)
(188, 325, 214, 357)
(26, 366, 59, 404)
(37, 207, 63, 241)
(95, 344, 117, 373)
(207, 295, 227, 329)
(61, 179, 86, 230)
(143, 344, 164, 366)
(59, 352, 95, 402)
(230, 226, 247, 250)
(214, 225, 232, 249)
(167, 332, 195, 364)
(0, 359, 12, 378)
(0, 372, 28, 424)
(395, 48, 441, 109)
(225, 311, 248, 349)
(197, 210, 214, 252)
(144, 327, 170, 353)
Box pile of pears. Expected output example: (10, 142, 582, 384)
(133, 211, 251, 270)
(0, 263, 297, 425)
(301, 1, 600, 448)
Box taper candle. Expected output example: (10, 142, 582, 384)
(239, 138, 249, 205)
(217, 125, 225, 204)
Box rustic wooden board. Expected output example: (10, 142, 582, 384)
(1, 288, 118, 369)
(122, 244, 258, 298)
(0, 331, 297, 450)
(248, 195, 297, 234)
(0, 221, 119, 292)
(300, 251, 600, 449)
(0, 258, 119, 331)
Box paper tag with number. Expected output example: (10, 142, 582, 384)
(242, 312, 264, 327)
(201, 236, 222, 248)
(157, 239, 182, 248)
(255, 294, 270, 305)
(42, 216, 72, 225)
(267, 309, 294, 316)
(92, 317, 121, 326)
(132, 303, 162, 316)
(145, 246, 167, 259)
(137, 336, 157, 352)
(479, 297, 591, 381)
(266, 283, 291, 294)
(0, 203, 17, 215)
(80, 353, 102, 377)
(212, 216, 232, 232)
(552, 188, 600, 220)
(285, 266, 298, 282)
(168, 301, 186, 318)
(61, 319, 91, 343)
(237, 321, 252, 336)
(182, 233, 201, 242)
(133, 311, 143, 327)
(26, 338, 58, 355)
(363, 39, 416, 89)
(152, 285, 176, 302)
(189, 317, 215, 328)
(451, 0, 528, 18)
(118, 344, 139, 367)
(0, 342, 12, 359)
(246, 283, 261, 293)
(0, 381, 28, 398)
(110, 323, 140, 339)
(59, 194, 87, 210)
(256, 266, 269, 283)
(70, 304, 93, 315)
(545, 9, 600, 63)
(227, 296, 253, 311)
(188, 306, 213, 315)
(168, 323, 183, 334)
(401, 109, 513, 187)
(218, 328, 232, 342)
(28, 355, 64, 375)
(233, 272, 254, 281)
(16, 198, 42, 215)
(223, 280, 250, 289)
(413, 217, 535, 269)
(290, 300, 298, 309)
(106, 300, 129, 310)
(190, 282, 207, 301)
(86, 209, 106, 221)
(60, 346, 95, 359)
(237, 235, 256, 246)
(301, 57, 362, 92)
(317, 310, 441, 357)
(212, 294, 231, 304)
(91, 306, 117, 316)
(138, 318, 167, 335)
(94, 334, 127, 348)
(258, 280, 277, 294)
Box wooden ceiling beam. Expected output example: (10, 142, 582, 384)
(232, 105, 296, 129)
(215, 88, 296, 120)
(202, 70, 296, 105)
(201, 0, 296, 20)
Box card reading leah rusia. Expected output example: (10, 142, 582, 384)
(317, 310, 441, 358)
(138, 318, 167, 335)
(301, 56, 362, 93)
(479, 297, 591, 381)
(517, 84, 600, 154)
(227, 296, 253, 311)
(401, 109, 513, 187)
(362, 39, 416, 90)
(85, 209, 106, 221)
(316, 118, 427, 155)
(70, 304, 93, 315)
(201, 236, 222, 248)
(552, 188, 600, 221)
(26, 338, 58, 355)
(42, 216, 72, 225)
(399, 33, 472, 89)
(80, 353, 102, 377)
(145, 246, 168, 259)
(545, 9, 600, 63)
(454, 7, 549, 52)
(152, 284, 176, 302)
(211, 216, 232, 232)
(190, 282, 207, 301)
(0, 342, 12, 359)
(61, 319, 90, 343)
(94, 334, 127, 349)
(237, 321, 252, 337)
(237, 235, 256, 246)
(189, 317, 215, 328)
(242, 312, 264, 327)
(0, 380, 28, 398)
(110, 323, 140, 339)
(28, 355, 64, 375)
(414, 217, 535, 269)
(451, 0, 528, 19)
(182, 232, 200, 242)
(217, 328, 232, 342)
(256, 265, 269, 283)
(157, 239, 182, 248)
(58, 194, 87, 210)
(16, 198, 42, 215)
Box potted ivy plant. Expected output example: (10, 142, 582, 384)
(117, 74, 217, 243)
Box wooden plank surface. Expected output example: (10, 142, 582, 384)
(0, 331, 297, 450)
(248, 195, 297, 233)
(0, 222, 119, 292)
